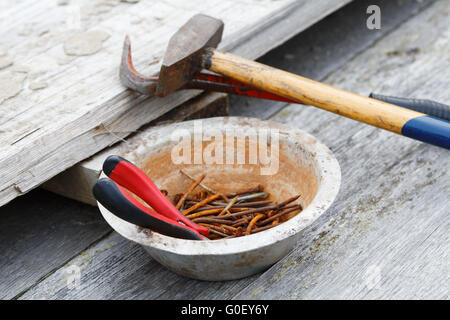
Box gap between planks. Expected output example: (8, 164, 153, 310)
(17, 0, 448, 299)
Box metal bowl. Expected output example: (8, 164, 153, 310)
(97, 117, 340, 281)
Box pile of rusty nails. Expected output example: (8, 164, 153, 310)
(166, 170, 303, 240)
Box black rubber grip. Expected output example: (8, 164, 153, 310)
(370, 93, 450, 121)
(103, 155, 130, 176)
(92, 178, 202, 240)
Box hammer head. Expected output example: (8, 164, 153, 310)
(155, 14, 224, 97)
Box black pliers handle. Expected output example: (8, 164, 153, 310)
(93, 156, 208, 240)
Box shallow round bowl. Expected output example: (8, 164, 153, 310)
(97, 117, 340, 281)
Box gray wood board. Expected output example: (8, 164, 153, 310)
(234, 0, 450, 299)
(229, 0, 436, 119)
(0, 92, 228, 300)
(0, 0, 356, 300)
(44, 0, 432, 206)
(0, 189, 111, 300)
(42, 92, 229, 205)
(16, 0, 449, 299)
(18, 231, 260, 300)
(0, 0, 351, 207)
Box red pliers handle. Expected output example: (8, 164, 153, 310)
(93, 155, 208, 240)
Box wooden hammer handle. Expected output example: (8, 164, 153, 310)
(202, 49, 450, 149)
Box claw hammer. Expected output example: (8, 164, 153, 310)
(126, 14, 450, 150)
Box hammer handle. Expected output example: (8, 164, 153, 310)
(203, 49, 450, 150)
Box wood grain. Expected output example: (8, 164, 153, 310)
(42, 91, 229, 205)
(7, 0, 448, 300)
(0, 0, 351, 207)
(233, 0, 450, 299)
(229, 0, 435, 119)
(0, 189, 110, 300)
(19, 231, 260, 299)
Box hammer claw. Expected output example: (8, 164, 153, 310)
(119, 33, 297, 103)
(120, 36, 159, 95)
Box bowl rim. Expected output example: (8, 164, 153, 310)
(97, 117, 341, 256)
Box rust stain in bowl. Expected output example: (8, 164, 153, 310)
(139, 138, 319, 223)
(97, 117, 341, 281)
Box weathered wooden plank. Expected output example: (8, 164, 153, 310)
(16, 0, 447, 300)
(19, 231, 261, 300)
(0, 1, 356, 300)
(232, 0, 450, 299)
(230, 0, 435, 118)
(0, 189, 111, 300)
(44, 0, 356, 205)
(0, 0, 351, 207)
(42, 91, 229, 205)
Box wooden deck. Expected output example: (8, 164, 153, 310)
(1, 0, 448, 299)
(0, 0, 350, 207)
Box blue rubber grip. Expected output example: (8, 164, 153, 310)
(370, 93, 450, 121)
(402, 116, 450, 150)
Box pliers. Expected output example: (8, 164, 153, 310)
(92, 155, 208, 240)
